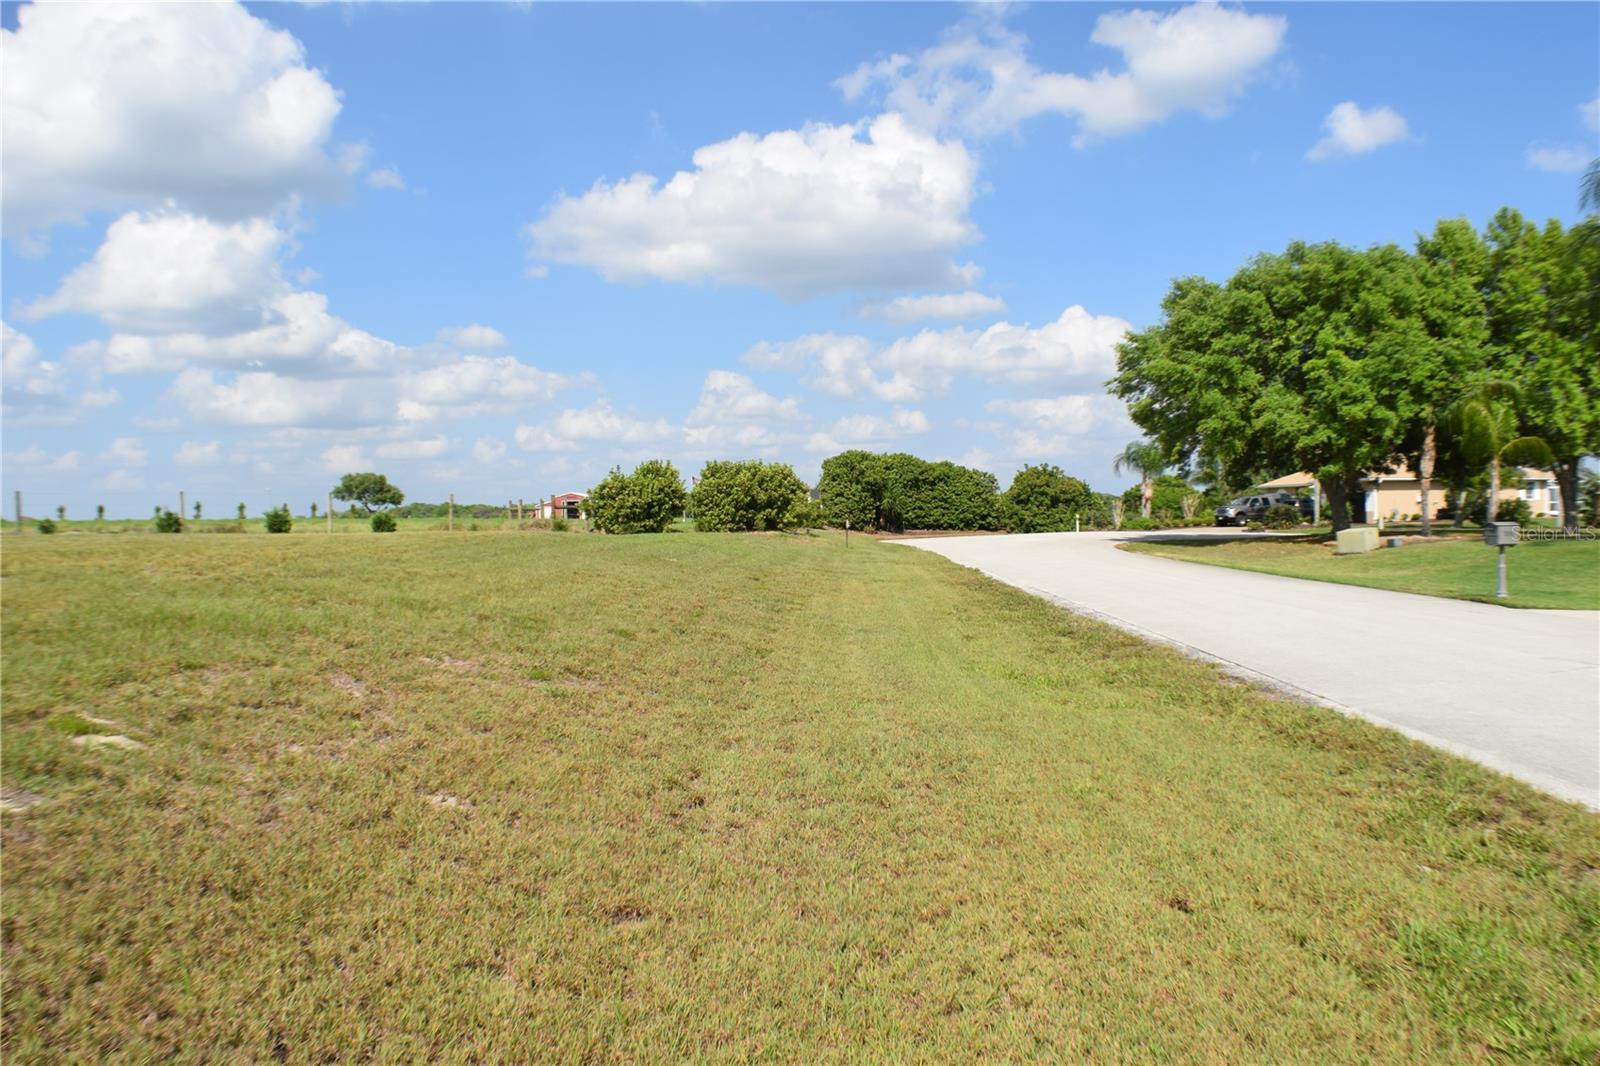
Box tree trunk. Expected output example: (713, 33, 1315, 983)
(1419, 422, 1436, 538)
(1487, 455, 1500, 526)
(1554, 458, 1580, 533)
(1140, 477, 1152, 519)
(1321, 476, 1351, 532)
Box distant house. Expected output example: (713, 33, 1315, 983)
(539, 492, 587, 520)
(1259, 468, 1562, 524)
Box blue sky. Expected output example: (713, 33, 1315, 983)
(3, 1, 1596, 518)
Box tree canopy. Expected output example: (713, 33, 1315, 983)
(1110, 208, 1599, 531)
(332, 472, 404, 514)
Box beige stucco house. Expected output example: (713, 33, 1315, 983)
(1258, 468, 1562, 524)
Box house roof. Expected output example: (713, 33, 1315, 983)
(1262, 467, 1555, 489)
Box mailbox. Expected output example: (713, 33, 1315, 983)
(1483, 521, 1519, 547)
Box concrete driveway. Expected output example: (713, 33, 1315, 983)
(896, 530, 1600, 809)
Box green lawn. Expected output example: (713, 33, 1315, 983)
(1121, 536, 1600, 610)
(3, 532, 1597, 1062)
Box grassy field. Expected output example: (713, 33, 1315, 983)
(1120, 537, 1600, 610)
(3, 532, 1597, 1062)
(15, 513, 576, 536)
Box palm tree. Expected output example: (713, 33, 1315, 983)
(1441, 382, 1553, 524)
(1113, 440, 1168, 519)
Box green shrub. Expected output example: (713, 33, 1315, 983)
(370, 512, 397, 533)
(691, 460, 810, 532)
(791, 498, 824, 530)
(587, 459, 686, 534)
(1465, 491, 1534, 527)
(1120, 475, 1194, 521)
(264, 505, 293, 534)
(999, 464, 1093, 533)
(1263, 504, 1300, 530)
(153, 508, 183, 534)
(818, 451, 998, 532)
(550, 516, 569, 532)
(36, 518, 58, 535)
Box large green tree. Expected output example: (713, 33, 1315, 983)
(332, 472, 404, 514)
(1112, 242, 1412, 531)
(1380, 218, 1492, 536)
(1483, 209, 1599, 531)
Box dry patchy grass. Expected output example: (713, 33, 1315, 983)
(2, 531, 1597, 1062)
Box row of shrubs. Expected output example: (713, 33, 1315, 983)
(586, 453, 1215, 536)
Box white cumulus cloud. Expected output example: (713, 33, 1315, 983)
(1307, 102, 1411, 161)
(101, 437, 149, 468)
(25, 211, 290, 334)
(514, 402, 675, 453)
(528, 113, 979, 299)
(839, 4, 1287, 142)
(435, 324, 508, 350)
(2, 1, 348, 236)
(859, 290, 1005, 324)
(805, 408, 931, 454)
(752, 305, 1130, 402)
(367, 168, 406, 190)
(175, 440, 222, 466)
(1526, 145, 1591, 173)
(375, 436, 451, 460)
(472, 438, 508, 465)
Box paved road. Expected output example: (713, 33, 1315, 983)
(896, 530, 1600, 809)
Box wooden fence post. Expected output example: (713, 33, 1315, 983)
(327, 492, 333, 533)
(14, 490, 21, 533)
(449, 494, 455, 532)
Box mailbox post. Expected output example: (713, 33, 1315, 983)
(1483, 521, 1518, 599)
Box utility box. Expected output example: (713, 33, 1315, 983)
(1483, 521, 1520, 547)
(1335, 527, 1379, 555)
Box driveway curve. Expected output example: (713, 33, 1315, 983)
(896, 530, 1600, 809)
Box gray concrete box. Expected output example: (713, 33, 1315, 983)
(1483, 521, 1520, 546)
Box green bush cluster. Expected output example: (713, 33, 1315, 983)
(371, 512, 398, 533)
(818, 451, 998, 532)
(35, 518, 58, 535)
(999, 464, 1093, 533)
(587, 459, 686, 534)
(690, 460, 810, 532)
(1119, 475, 1200, 521)
(264, 505, 293, 534)
(1262, 504, 1301, 530)
(153, 508, 183, 534)
(1458, 488, 1535, 528)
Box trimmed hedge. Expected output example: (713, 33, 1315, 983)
(818, 451, 999, 532)
(1000, 465, 1093, 533)
(690, 460, 810, 532)
(588, 459, 686, 534)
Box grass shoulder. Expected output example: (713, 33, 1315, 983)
(1120, 535, 1600, 610)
